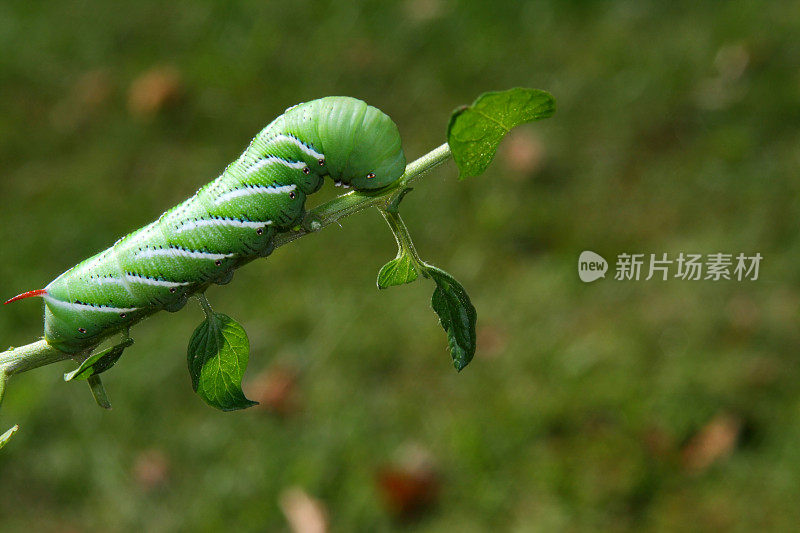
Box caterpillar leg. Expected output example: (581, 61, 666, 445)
(121, 326, 133, 344)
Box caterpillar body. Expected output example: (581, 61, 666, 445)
(6, 96, 406, 354)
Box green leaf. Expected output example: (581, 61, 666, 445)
(427, 266, 477, 371)
(447, 87, 555, 178)
(64, 338, 133, 381)
(377, 253, 419, 289)
(187, 312, 257, 411)
(0, 424, 19, 451)
(377, 209, 422, 289)
(87, 375, 112, 409)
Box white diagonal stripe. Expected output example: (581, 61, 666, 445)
(135, 247, 235, 261)
(214, 184, 296, 205)
(175, 218, 272, 233)
(44, 296, 138, 315)
(268, 134, 324, 160)
(246, 156, 307, 175)
(125, 273, 195, 288)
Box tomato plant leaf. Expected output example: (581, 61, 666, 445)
(187, 312, 257, 411)
(447, 87, 555, 178)
(87, 375, 112, 409)
(64, 338, 133, 381)
(427, 265, 477, 371)
(0, 424, 19, 451)
(378, 253, 419, 289)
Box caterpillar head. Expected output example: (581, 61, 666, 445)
(334, 101, 406, 190)
(286, 97, 406, 191)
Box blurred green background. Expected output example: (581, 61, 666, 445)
(1, 0, 799, 531)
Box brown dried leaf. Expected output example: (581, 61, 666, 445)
(682, 413, 741, 472)
(128, 66, 183, 117)
(132, 449, 170, 490)
(500, 128, 546, 178)
(246, 366, 299, 416)
(376, 443, 439, 519)
(279, 487, 329, 533)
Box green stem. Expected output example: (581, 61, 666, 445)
(380, 210, 430, 277)
(0, 142, 453, 409)
(272, 143, 451, 247)
(0, 424, 20, 450)
(0, 372, 6, 409)
(0, 340, 73, 377)
(196, 293, 214, 319)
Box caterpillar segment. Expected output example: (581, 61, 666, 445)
(6, 97, 406, 353)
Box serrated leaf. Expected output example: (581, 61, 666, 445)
(427, 266, 477, 371)
(0, 424, 19, 450)
(187, 312, 257, 411)
(447, 87, 555, 178)
(64, 338, 133, 381)
(377, 253, 419, 289)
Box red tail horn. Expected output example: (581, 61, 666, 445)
(4, 289, 47, 305)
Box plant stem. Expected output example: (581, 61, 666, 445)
(196, 294, 214, 319)
(0, 340, 73, 377)
(380, 210, 430, 277)
(0, 143, 452, 387)
(273, 143, 451, 247)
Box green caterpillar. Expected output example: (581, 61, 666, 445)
(6, 96, 406, 354)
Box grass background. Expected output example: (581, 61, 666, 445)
(1, 0, 800, 530)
